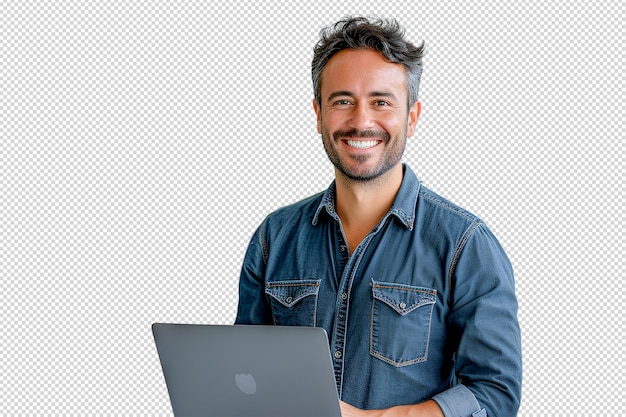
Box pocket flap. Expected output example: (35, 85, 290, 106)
(371, 280, 436, 316)
(265, 279, 321, 308)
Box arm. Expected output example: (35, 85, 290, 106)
(440, 223, 522, 416)
(235, 222, 273, 325)
(340, 400, 444, 417)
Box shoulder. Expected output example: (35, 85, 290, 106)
(414, 184, 509, 259)
(260, 191, 326, 234)
(417, 184, 483, 228)
(418, 184, 511, 268)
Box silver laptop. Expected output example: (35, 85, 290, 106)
(152, 323, 342, 417)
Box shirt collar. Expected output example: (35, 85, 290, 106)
(312, 164, 421, 230)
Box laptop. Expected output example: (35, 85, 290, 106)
(152, 323, 342, 417)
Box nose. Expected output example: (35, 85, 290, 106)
(348, 102, 375, 130)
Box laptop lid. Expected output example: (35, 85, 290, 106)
(152, 323, 342, 417)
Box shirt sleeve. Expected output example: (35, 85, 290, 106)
(438, 223, 522, 416)
(432, 384, 485, 417)
(234, 221, 273, 325)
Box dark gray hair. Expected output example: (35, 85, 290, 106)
(312, 16, 425, 109)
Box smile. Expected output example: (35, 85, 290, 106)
(346, 140, 380, 149)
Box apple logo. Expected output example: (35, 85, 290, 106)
(235, 373, 257, 395)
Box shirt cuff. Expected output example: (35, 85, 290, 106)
(432, 384, 484, 417)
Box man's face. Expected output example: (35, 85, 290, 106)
(313, 48, 421, 182)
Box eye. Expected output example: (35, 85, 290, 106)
(333, 99, 353, 106)
(374, 100, 390, 106)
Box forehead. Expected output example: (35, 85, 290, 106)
(320, 48, 408, 98)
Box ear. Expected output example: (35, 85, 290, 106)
(312, 99, 322, 134)
(406, 100, 422, 137)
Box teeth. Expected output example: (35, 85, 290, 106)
(347, 140, 379, 149)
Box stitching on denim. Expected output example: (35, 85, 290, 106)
(369, 301, 434, 367)
(370, 350, 429, 367)
(374, 295, 435, 315)
(335, 231, 376, 395)
(369, 280, 437, 367)
(265, 280, 321, 307)
(260, 219, 268, 265)
(386, 174, 420, 230)
(371, 282, 437, 314)
(417, 187, 483, 306)
(265, 280, 321, 325)
(448, 221, 480, 305)
(267, 291, 317, 307)
(266, 281, 320, 288)
(419, 187, 481, 224)
(373, 283, 437, 295)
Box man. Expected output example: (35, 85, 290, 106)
(236, 16, 522, 417)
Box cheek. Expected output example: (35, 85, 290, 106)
(319, 112, 343, 133)
(380, 114, 407, 134)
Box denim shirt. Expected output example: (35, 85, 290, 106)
(236, 165, 522, 417)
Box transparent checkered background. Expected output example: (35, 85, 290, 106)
(2, 1, 624, 415)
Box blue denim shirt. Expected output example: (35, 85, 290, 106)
(236, 165, 522, 417)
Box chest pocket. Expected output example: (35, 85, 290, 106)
(265, 279, 320, 327)
(370, 279, 437, 367)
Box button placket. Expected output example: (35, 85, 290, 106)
(329, 213, 386, 396)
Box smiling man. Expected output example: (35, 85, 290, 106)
(236, 16, 522, 417)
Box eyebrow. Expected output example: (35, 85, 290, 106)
(326, 90, 399, 102)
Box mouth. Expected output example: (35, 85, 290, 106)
(334, 129, 388, 151)
(346, 139, 381, 149)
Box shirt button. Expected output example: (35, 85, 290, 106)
(341, 293, 348, 300)
(286, 296, 293, 303)
(334, 350, 342, 359)
(340, 245, 346, 252)
(399, 302, 407, 309)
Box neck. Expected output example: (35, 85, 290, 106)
(335, 164, 404, 252)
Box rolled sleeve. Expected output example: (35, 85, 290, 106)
(432, 384, 483, 417)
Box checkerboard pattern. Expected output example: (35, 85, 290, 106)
(2, 1, 624, 415)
